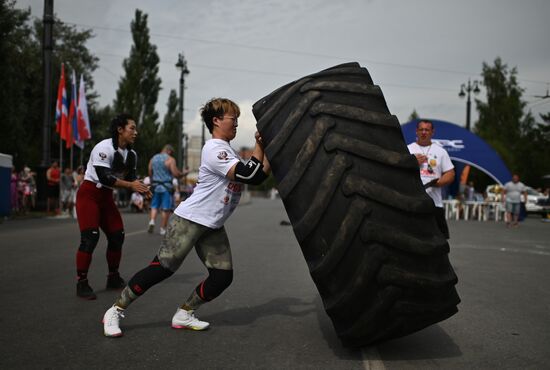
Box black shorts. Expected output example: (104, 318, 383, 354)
(47, 184, 59, 198)
(434, 206, 450, 239)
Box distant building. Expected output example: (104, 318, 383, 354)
(186, 135, 202, 173)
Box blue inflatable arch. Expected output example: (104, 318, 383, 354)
(401, 119, 512, 185)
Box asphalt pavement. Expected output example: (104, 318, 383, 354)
(0, 198, 549, 369)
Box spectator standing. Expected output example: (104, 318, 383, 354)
(503, 174, 527, 228)
(60, 167, 75, 216)
(465, 181, 475, 202)
(46, 161, 61, 215)
(147, 144, 187, 236)
(19, 166, 36, 212)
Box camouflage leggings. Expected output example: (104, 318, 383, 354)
(158, 216, 233, 273)
(116, 216, 233, 309)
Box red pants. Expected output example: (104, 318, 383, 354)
(76, 180, 123, 233)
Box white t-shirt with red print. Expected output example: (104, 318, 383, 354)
(174, 139, 243, 229)
(407, 141, 454, 208)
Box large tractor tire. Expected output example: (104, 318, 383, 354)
(252, 62, 460, 347)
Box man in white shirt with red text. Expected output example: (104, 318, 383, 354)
(408, 120, 455, 239)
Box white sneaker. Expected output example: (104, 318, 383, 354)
(171, 308, 209, 330)
(147, 220, 155, 233)
(159, 227, 166, 236)
(103, 305, 125, 337)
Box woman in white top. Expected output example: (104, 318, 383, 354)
(75, 114, 151, 300)
(103, 98, 271, 337)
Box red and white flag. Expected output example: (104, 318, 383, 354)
(76, 74, 92, 148)
(55, 64, 69, 142)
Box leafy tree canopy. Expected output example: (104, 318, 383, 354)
(114, 9, 162, 174)
(475, 57, 550, 187)
(0, 0, 98, 168)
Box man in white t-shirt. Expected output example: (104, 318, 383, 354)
(407, 120, 455, 238)
(102, 98, 271, 337)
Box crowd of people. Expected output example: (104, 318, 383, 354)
(9, 162, 86, 217)
(10, 165, 37, 214)
(9, 162, 194, 219)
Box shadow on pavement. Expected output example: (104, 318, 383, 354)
(205, 297, 317, 326)
(314, 297, 365, 361)
(376, 324, 462, 361)
(314, 296, 462, 362)
(117, 297, 317, 334)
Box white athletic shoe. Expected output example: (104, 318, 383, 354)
(147, 220, 155, 233)
(103, 305, 125, 337)
(171, 308, 209, 330)
(159, 227, 166, 236)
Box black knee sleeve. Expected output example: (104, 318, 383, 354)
(78, 228, 100, 253)
(128, 256, 174, 296)
(106, 229, 124, 251)
(197, 268, 233, 301)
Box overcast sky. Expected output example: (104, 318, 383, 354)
(18, 0, 550, 149)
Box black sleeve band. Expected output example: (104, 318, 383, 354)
(234, 156, 268, 185)
(124, 150, 137, 182)
(95, 166, 118, 187)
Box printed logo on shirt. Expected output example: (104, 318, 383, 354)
(420, 162, 436, 176)
(217, 151, 228, 160)
(99, 152, 108, 160)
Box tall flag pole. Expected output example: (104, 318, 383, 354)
(55, 63, 68, 184)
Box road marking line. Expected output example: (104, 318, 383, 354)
(362, 347, 386, 370)
(454, 244, 550, 256)
(125, 230, 148, 237)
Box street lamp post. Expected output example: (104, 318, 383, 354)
(175, 53, 189, 169)
(36, 0, 55, 211)
(458, 79, 481, 131)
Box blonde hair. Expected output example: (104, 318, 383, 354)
(200, 98, 240, 134)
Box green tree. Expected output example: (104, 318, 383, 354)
(0, 1, 99, 169)
(538, 112, 550, 142)
(114, 9, 161, 174)
(408, 109, 420, 122)
(520, 111, 550, 186)
(41, 18, 99, 169)
(475, 57, 550, 186)
(159, 89, 179, 148)
(0, 1, 35, 167)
